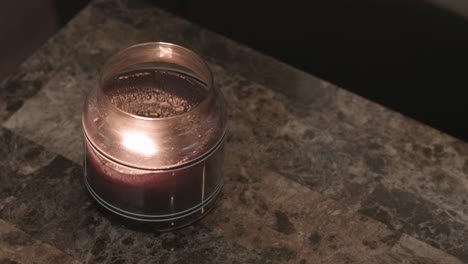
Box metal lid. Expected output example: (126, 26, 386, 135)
(82, 43, 227, 170)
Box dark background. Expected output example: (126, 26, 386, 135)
(1, 0, 468, 141)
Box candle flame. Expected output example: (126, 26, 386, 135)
(122, 132, 157, 155)
(159, 47, 173, 58)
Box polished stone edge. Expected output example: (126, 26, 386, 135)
(0, 1, 106, 123)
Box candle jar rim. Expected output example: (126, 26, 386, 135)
(98, 42, 215, 121)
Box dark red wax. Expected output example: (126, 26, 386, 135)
(85, 140, 224, 217)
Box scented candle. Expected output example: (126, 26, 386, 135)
(82, 43, 227, 231)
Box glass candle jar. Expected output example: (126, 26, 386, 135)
(82, 42, 227, 231)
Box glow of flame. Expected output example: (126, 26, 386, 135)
(122, 132, 157, 155)
(159, 47, 173, 58)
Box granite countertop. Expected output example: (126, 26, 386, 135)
(0, 0, 467, 263)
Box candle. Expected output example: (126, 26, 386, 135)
(82, 43, 227, 231)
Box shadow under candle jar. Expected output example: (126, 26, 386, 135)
(82, 42, 227, 231)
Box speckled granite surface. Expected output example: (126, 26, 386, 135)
(0, 0, 467, 263)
